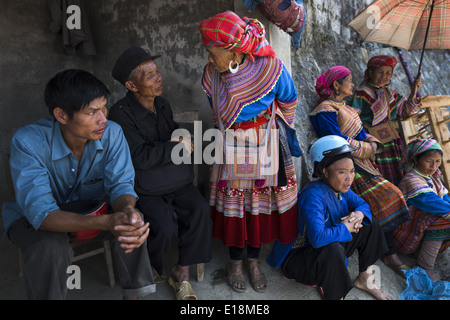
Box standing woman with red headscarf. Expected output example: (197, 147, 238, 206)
(351, 55, 422, 186)
(199, 10, 299, 293)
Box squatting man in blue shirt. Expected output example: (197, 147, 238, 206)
(2, 69, 156, 299)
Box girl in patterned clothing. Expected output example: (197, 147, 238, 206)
(199, 10, 299, 293)
(351, 55, 422, 186)
(395, 139, 450, 281)
(310, 66, 411, 278)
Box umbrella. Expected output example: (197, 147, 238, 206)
(348, 0, 450, 77)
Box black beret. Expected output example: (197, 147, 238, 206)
(112, 47, 161, 85)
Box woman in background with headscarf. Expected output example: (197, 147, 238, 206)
(394, 139, 450, 280)
(352, 55, 422, 186)
(199, 10, 299, 293)
(310, 66, 411, 277)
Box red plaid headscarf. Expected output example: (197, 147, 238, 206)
(367, 55, 397, 69)
(315, 66, 352, 103)
(199, 10, 276, 62)
(364, 55, 397, 83)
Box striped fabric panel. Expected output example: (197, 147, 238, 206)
(399, 170, 448, 201)
(354, 86, 390, 125)
(311, 101, 377, 172)
(201, 56, 283, 130)
(209, 202, 298, 248)
(311, 101, 364, 138)
(394, 206, 450, 255)
(276, 98, 297, 126)
(424, 221, 450, 242)
(309, 103, 336, 116)
(375, 139, 404, 185)
(209, 163, 298, 219)
(416, 239, 443, 269)
(352, 172, 410, 231)
(338, 108, 364, 138)
(354, 85, 420, 125)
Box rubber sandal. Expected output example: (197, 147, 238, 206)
(168, 277, 197, 300)
(227, 260, 246, 293)
(247, 258, 267, 293)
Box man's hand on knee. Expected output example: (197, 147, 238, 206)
(108, 210, 150, 253)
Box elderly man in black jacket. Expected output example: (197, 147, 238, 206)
(109, 47, 212, 300)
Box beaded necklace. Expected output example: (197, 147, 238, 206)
(369, 82, 390, 90)
(329, 97, 346, 106)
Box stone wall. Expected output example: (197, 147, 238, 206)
(291, 0, 450, 184)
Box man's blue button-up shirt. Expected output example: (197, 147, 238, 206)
(2, 118, 137, 233)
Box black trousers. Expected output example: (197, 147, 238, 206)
(137, 183, 212, 275)
(282, 219, 388, 300)
(383, 229, 398, 256)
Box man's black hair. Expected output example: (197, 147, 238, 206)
(44, 69, 110, 119)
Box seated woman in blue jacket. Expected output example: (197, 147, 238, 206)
(267, 135, 391, 300)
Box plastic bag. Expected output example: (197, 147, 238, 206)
(398, 267, 450, 300)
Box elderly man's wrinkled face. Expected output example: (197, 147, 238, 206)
(127, 60, 163, 98)
(205, 45, 234, 73)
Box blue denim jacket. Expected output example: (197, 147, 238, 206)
(2, 118, 137, 233)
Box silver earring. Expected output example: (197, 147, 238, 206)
(229, 60, 239, 74)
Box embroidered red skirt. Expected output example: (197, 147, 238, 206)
(209, 166, 298, 248)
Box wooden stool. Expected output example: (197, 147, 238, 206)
(398, 95, 450, 188)
(18, 239, 115, 287)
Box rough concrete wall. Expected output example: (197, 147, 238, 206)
(291, 0, 450, 185)
(91, 0, 233, 123)
(0, 1, 95, 212)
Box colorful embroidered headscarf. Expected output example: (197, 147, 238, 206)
(199, 10, 276, 62)
(400, 138, 443, 175)
(315, 66, 351, 103)
(364, 55, 397, 84)
(367, 55, 397, 69)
